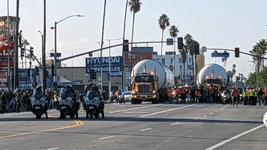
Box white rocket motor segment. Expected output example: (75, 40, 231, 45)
(132, 59, 167, 91)
(263, 112, 267, 127)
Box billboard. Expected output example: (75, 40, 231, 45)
(124, 52, 152, 66)
(85, 56, 122, 77)
(0, 40, 14, 68)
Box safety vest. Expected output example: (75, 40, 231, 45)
(243, 91, 247, 97)
(249, 90, 254, 97)
(232, 89, 238, 97)
(209, 86, 214, 94)
(195, 91, 200, 97)
(175, 88, 180, 95)
(167, 89, 173, 97)
(254, 91, 257, 97)
(264, 89, 267, 97)
(247, 90, 250, 96)
(54, 94, 57, 102)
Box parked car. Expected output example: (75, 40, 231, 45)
(123, 91, 132, 102)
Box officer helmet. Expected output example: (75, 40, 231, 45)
(65, 84, 72, 88)
(36, 85, 42, 92)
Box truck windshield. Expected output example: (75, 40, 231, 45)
(135, 76, 154, 82)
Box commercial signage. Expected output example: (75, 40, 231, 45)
(124, 52, 152, 66)
(0, 40, 14, 68)
(85, 56, 122, 77)
(211, 51, 229, 58)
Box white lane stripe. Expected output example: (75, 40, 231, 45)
(98, 136, 115, 140)
(210, 113, 213, 114)
(171, 122, 179, 125)
(140, 105, 194, 117)
(203, 115, 206, 117)
(109, 106, 151, 113)
(205, 124, 264, 150)
(140, 128, 152, 131)
(47, 147, 60, 150)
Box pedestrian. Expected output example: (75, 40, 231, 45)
(54, 91, 58, 108)
(249, 88, 254, 105)
(195, 89, 201, 103)
(180, 87, 186, 104)
(208, 84, 215, 103)
(187, 87, 191, 103)
(243, 88, 247, 105)
(232, 88, 238, 107)
(191, 86, 196, 103)
(175, 87, 180, 104)
(263, 88, 267, 106)
(258, 88, 264, 106)
(167, 87, 173, 104)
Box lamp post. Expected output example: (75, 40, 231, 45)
(107, 37, 123, 101)
(50, 14, 83, 88)
(38, 30, 44, 91)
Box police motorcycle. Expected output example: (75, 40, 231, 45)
(82, 84, 105, 119)
(57, 84, 80, 119)
(30, 86, 49, 119)
(221, 90, 230, 104)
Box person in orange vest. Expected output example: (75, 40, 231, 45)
(167, 87, 173, 104)
(187, 88, 192, 103)
(263, 88, 267, 106)
(232, 88, 239, 107)
(180, 87, 187, 104)
(195, 89, 201, 103)
(208, 84, 215, 103)
(175, 87, 181, 104)
(247, 88, 250, 105)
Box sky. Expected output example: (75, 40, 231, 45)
(1, 0, 267, 78)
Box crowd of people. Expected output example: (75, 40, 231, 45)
(167, 84, 267, 107)
(0, 88, 59, 114)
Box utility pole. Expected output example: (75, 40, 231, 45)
(7, 0, 11, 91)
(42, 0, 47, 92)
(13, 0, 19, 90)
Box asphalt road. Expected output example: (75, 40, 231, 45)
(0, 102, 267, 150)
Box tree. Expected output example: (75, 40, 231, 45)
(179, 48, 187, 85)
(184, 34, 196, 84)
(158, 14, 170, 61)
(249, 39, 267, 89)
(129, 0, 142, 73)
(169, 25, 179, 81)
(129, 0, 142, 50)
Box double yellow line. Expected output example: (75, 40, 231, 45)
(0, 120, 83, 139)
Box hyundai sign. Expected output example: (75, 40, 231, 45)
(85, 56, 122, 76)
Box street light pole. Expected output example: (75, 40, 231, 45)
(100, 0, 107, 97)
(38, 31, 44, 90)
(51, 14, 83, 89)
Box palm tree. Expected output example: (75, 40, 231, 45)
(179, 48, 187, 85)
(184, 34, 196, 84)
(250, 39, 267, 89)
(129, 0, 142, 88)
(169, 25, 179, 82)
(158, 14, 170, 61)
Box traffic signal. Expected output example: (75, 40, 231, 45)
(178, 37, 183, 49)
(235, 47, 239, 58)
(195, 42, 200, 55)
(90, 69, 96, 79)
(35, 66, 39, 75)
(21, 48, 25, 57)
(27, 68, 30, 77)
(123, 40, 129, 52)
(51, 64, 55, 76)
(30, 46, 34, 56)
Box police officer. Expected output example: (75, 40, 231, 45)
(36, 86, 48, 119)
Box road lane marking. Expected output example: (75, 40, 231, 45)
(171, 122, 179, 125)
(205, 124, 265, 150)
(140, 128, 152, 131)
(0, 120, 83, 139)
(123, 111, 148, 114)
(215, 111, 217, 112)
(140, 105, 194, 117)
(210, 113, 213, 114)
(203, 115, 206, 117)
(99, 136, 114, 140)
(109, 106, 151, 114)
(47, 147, 60, 150)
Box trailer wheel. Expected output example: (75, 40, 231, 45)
(131, 99, 137, 104)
